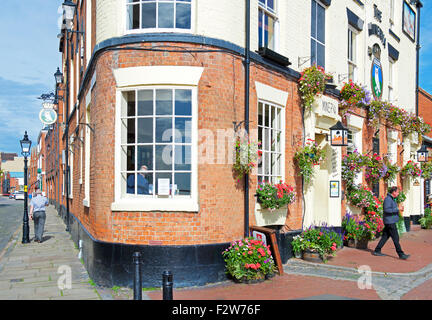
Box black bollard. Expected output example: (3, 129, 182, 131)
(162, 270, 173, 300)
(133, 252, 142, 300)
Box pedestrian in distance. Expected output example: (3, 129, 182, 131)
(29, 188, 49, 243)
(373, 186, 410, 260)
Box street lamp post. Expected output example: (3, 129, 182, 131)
(20, 131, 32, 244)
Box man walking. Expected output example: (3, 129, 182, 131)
(29, 188, 49, 243)
(373, 186, 410, 259)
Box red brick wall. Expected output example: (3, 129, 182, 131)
(63, 42, 304, 245)
(418, 88, 432, 139)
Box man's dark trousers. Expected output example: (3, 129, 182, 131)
(374, 223, 404, 256)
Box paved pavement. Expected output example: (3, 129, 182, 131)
(1, 197, 431, 300)
(0, 197, 24, 255)
(145, 224, 432, 300)
(0, 202, 101, 300)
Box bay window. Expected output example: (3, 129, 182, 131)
(120, 88, 193, 199)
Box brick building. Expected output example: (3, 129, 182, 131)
(46, 0, 426, 288)
(418, 87, 432, 204)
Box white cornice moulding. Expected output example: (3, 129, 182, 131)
(255, 81, 289, 107)
(113, 66, 204, 87)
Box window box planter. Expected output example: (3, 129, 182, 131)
(254, 202, 288, 227)
(302, 250, 328, 263)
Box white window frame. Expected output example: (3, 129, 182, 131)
(258, 0, 279, 51)
(390, 0, 395, 27)
(69, 134, 74, 199)
(113, 85, 198, 212)
(124, 0, 194, 35)
(348, 26, 357, 82)
(257, 100, 285, 184)
(311, 0, 326, 68)
(388, 58, 395, 102)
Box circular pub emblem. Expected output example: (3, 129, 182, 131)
(371, 58, 383, 99)
(39, 108, 58, 125)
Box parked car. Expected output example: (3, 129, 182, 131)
(15, 191, 25, 200)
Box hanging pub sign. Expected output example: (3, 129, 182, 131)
(39, 102, 58, 125)
(371, 57, 383, 100)
(417, 145, 429, 163)
(329, 121, 348, 147)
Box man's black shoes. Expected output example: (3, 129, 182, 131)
(372, 251, 385, 256)
(399, 254, 410, 260)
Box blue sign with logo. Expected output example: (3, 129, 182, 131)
(371, 58, 383, 99)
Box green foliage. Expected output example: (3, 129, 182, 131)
(256, 181, 296, 211)
(298, 65, 332, 108)
(222, 237, 276, 281)
(294, 139, 326, 184)
(291, 226, 342, 262)
(233, 136, 260, 182)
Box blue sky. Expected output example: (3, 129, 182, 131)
(0, 2, 431, 156)
(0, 1, 62, 155)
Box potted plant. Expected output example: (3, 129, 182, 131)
(256, 181, 296, 211)
(421, 161, 432, 180)
(293, 225, 342, 263)
(291, 235, 304, 259)
(363, 153, 386, 185)
(339, 80, 370, 115)
(419, 207, 432, 229)
(294, 139, 326, 184)
(342, 213, 382, 249)
(342, 150, 365, 187)
(222, 237, 277, 283)
(400, 160, 422, 180)
(298, 65, 332, 109)
(383, 159, 400, 184)
(233, 136, 261, 182)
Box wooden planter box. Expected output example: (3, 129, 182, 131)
(344, 238, 368, 250)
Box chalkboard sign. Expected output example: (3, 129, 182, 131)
(249, 226, 283, 276)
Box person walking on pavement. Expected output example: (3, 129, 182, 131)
(29, 188, 49, 243)
(373, 186, 410, 259)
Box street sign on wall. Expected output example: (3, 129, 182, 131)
(39, 108, 57, 125)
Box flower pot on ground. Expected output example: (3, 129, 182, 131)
(419, 209, 432, 229)
(222, 237, 276, 283)
(291, 224, 342, 263)
(355, 238, 369, 250)
(302, 249, 324, 263)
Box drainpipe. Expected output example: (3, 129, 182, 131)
(244, 0, 250, 238)
(415, 0, 422, 117)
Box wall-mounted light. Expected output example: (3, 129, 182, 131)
(417, 145, 429, 162)
(329, 121, 349, 147)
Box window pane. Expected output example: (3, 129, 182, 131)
(316, 3, 325, 44)
(127, 4, 140, 30)
(156, 117, 173, 143)
(176, 3, 191, 29)
(258, 102, 263, 126)
(127, 146, 135, 171)
(142, 3, 156, 28)
(137, 118, 153, 143)
(175, 118, 192, 143)
(158, 2, 174, 28)
(137, 145, 153, 170)
(127, 119, 135, 143)
(136, 171, 152, 195)
(175, 89, 192, 116)
(155, 172, 172, 195)
(156, 89, 173, 115)
(311, 39, 317, 66)
(264, 152, 270, 174)
(311, 1, 316, 39)
(126, 173, 135, 194)
(317, 43, 325, 69)
(267, 0, 274, 10)
(263, 128, 269, 151)
(127, 91, 135, 117)
(175, 173, 191, 196)
(174, 145, 191, 171)
(156, 145, 172, 170)
(138, 90, 153, 116)
(264, 104, 269, 127)
(267, 14, 275, 50)
(258, 10, 263, 48)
